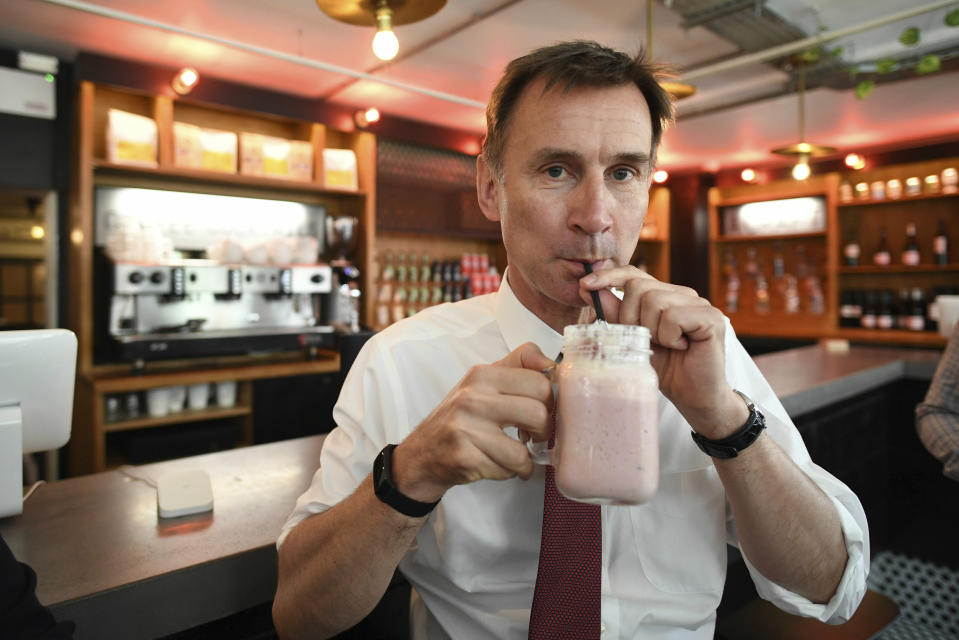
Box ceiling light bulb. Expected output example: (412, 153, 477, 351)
(372, 2, 398, 61)
(792, 158, 811, 181)
(355, 107, 381, 127)
(172, 67, 199, 95)
(844, 153, 865, 170)
(741, 168, 757, 183)
(372, 29, 399, 61)
(30, 225, 45, 240)
(652, 169, 668, 184)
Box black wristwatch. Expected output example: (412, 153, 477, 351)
(690, 390, 766, 459)
(372, 444, 439, 517)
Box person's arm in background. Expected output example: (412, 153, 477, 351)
(916, 322, 959, 481)
(1, 534, 75, 640)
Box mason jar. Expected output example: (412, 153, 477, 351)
(553, 323, 659, 505)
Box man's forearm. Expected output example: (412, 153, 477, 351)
(714, 433, 847, 604)
(273, 474, 427, 640)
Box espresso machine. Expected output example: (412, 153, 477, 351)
(93, 185, 345, 364)
(101, 259, 335, 361)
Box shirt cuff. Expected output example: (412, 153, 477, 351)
(741, 493, 869, 624)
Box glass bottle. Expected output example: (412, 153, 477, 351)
(876, 290, 894, 330)
(873, 227, 891, 266)
(934, 220, 949, 266)
(908, 288, 927, 331)
(861, 291, 877, 329)
(901, 223, 920, 266)
(842, 231, 861, 267)
(552, 323, 658, 505)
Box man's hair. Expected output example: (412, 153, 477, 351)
(481, 40, 675, 180)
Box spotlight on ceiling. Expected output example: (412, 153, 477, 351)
(317, 0, 446, 63)
(171, 67, 199, 95)
(355, 107, 381, 128)
(740, 168, 757, 183)
(844, 153, 866, 170)
(652, 169, 669, 184)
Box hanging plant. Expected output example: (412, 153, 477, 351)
(947, 8, 959, 26)
(916, 54, 942, 74)
(898, 27, 920, 46)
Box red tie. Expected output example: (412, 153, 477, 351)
(528, 464, 602, 639)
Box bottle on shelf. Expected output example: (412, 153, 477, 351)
(839, 291, 862, 328)
(897, 288, 911, 329)
(873, 227, 891, 266)
(901, 223, 920, 266)
(876, 290, 894, 330)
(842, 231, 861, 267)
(860, 291, 877, 328)
(934, 219, 949, 266)
(907, 288, 927, 332)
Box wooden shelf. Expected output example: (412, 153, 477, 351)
(103, 405, 252, 433)
(93, 160, 366, 197)
(88, 356, 341, 393)
(838, 191, 959, 207)
(714, 231, 827, 243)
(838, 264, 959, 274)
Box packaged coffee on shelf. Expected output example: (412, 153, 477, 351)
(106, 109, 158, 168)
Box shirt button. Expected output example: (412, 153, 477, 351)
(600, 624, 606, 634)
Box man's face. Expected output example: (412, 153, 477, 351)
(478, 78, 654, 326)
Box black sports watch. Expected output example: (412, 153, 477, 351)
(372, 444, 439, 518)
(690, 390, 766, 459)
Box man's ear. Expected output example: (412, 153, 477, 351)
(476, 155, 502, 223)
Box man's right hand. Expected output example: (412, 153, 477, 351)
(391, 342, 555, 504)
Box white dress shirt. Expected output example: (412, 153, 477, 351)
(279, 278, 869, 639)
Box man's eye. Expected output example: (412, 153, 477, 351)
(546, 166, 565, 178)
(611, 167, 634, 181)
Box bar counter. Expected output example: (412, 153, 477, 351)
(0, 343, 943, 639)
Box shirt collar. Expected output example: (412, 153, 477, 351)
(495, 268, 564, 361)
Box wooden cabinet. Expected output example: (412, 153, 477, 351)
(67, 82, 375, 473)
(709, 159, 957, 347)
(709, 175, 838, 341)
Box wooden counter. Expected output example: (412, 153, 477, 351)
(2, 435, 325, 639)
(0, 344, 943, 639)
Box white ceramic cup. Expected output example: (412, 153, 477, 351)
(216, 381, 237, 408)
(146, 387, 170, 417)
(187, 383, 210, 410)
(167, 385, 186, 412)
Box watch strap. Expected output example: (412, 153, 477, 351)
(373, 444, 439, 517)
(690, 389, 766, 459)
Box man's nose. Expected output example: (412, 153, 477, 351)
(567, 173, 614, 236)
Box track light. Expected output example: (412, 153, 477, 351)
(172, 67, 199, 95)
(355, 107, 381, 128)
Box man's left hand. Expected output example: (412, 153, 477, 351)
(579, 265, 747, 439)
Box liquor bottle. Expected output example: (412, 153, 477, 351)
(876, 290, 894, 329)
(754, 273, 770, 314)
(839, 291, 858, 327)
(934, 219, 949, 265)
(860, 290, 877, 329)
(901, 223, 920, 266)
(908, 288, 927, 331)
(842, 231, 861, 267)
(897, 288, 911, 329)
(873, 227, 891, 266)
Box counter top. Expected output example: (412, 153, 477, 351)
(753, 344, 941, 418)
(1, 435, 325, 639)
(0, 343, 943, 639)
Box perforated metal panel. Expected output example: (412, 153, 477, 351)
(869, 550, 959, 640)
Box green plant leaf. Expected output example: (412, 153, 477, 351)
(829, 46, 844, 58)
(855, 79, 875, 99)
(945, 8, 959, 27)
(899, 27, 920, 46)
(875, 58, 899, 74)
(799, 47, 821, 64)
(916, 54, 941, 74)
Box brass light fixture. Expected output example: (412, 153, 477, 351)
(316, 0, 447, 62)
(646, 0, 696, 99)
(771, 60, 835, 180)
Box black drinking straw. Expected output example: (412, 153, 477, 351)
(582, 262, 606, 323)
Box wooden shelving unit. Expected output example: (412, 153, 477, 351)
(67, 81, 373, 473)
(708, 158, 958, 348)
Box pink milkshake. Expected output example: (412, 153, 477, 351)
(552, 323, 659, 505)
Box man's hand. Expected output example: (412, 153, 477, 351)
(392, 342, 555, 503)
(579, 266, 747, 439)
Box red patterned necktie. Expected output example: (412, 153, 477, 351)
(528, 464, 602, 639)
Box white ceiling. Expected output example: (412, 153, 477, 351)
(1, 0, 958, 172)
